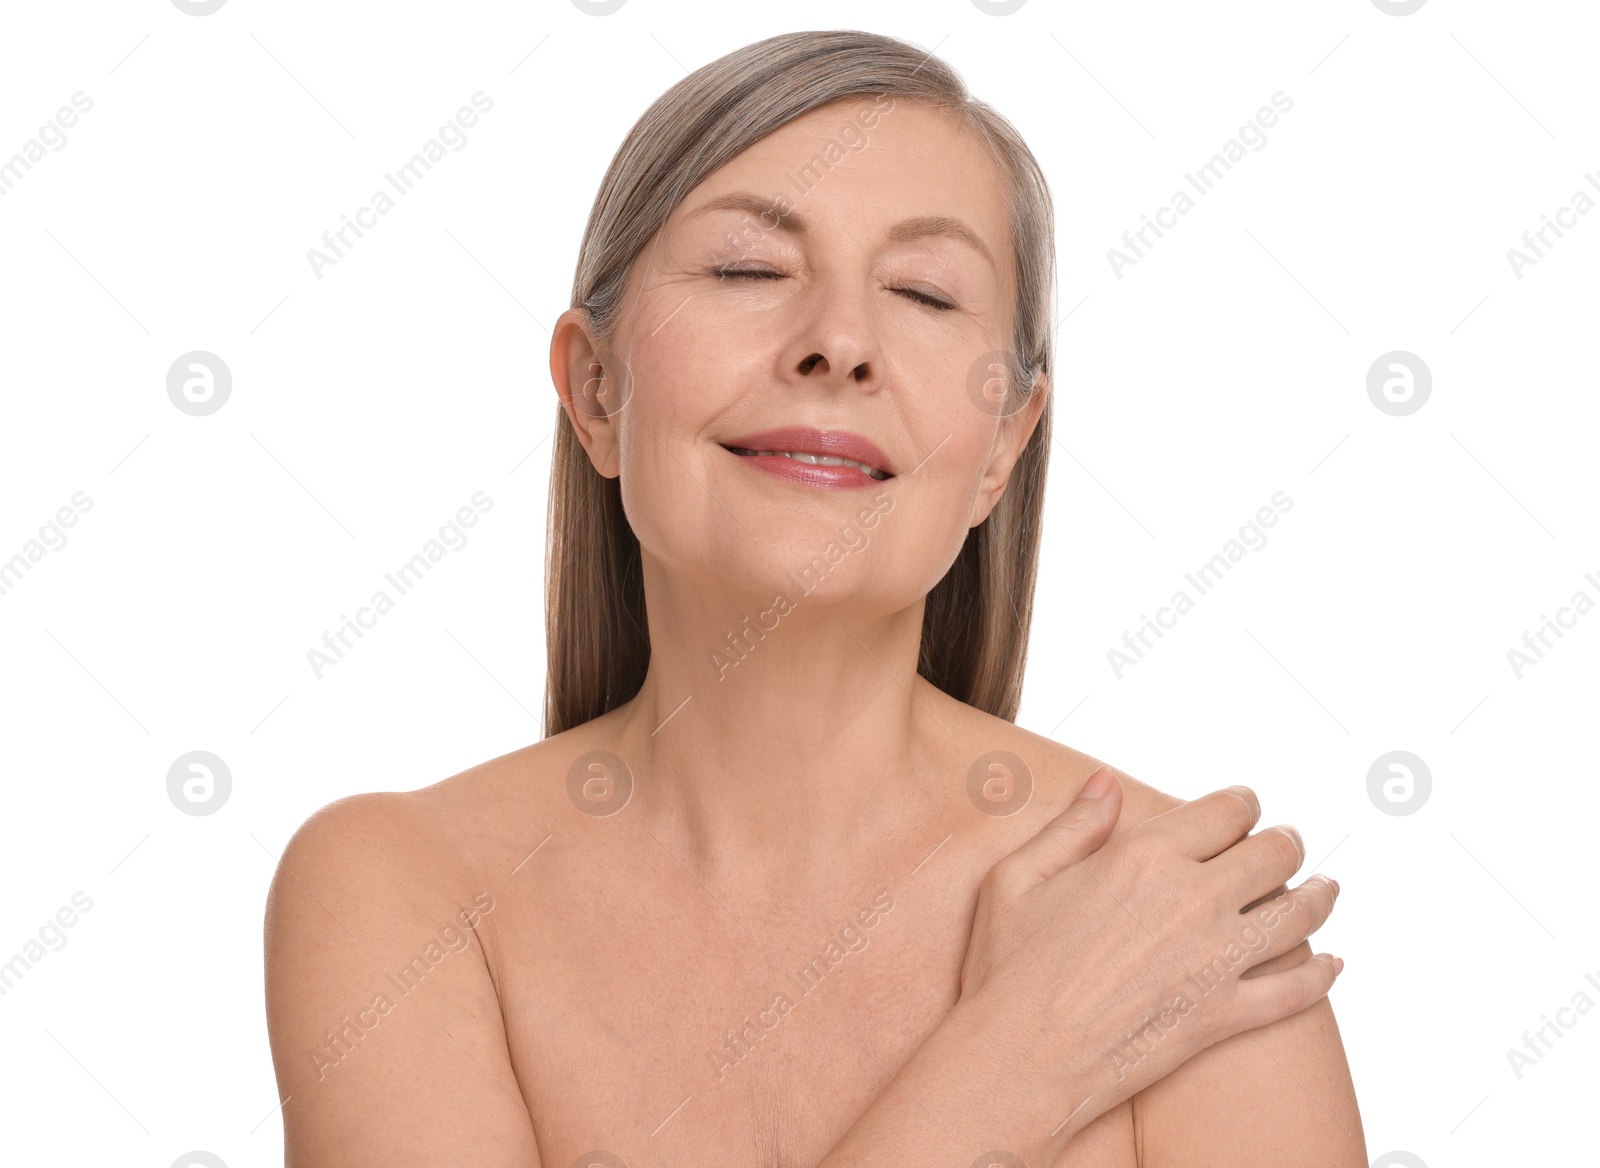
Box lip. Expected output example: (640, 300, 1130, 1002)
(719, 428, 894, 479)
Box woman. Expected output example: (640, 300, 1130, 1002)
(265, 29, 1361, 1167)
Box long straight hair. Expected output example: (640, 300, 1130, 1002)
(544, 29, 1055, 737)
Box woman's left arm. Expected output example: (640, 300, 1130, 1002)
(1070, 770, 1366, 1167)
(1132, 933, 1366, 1166)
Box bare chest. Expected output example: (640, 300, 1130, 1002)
(495, 870, 968, 1168)
(469, 788, 1139, 1168)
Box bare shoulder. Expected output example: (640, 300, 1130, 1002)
(954, 717, 1364, 1164)
(263, 759, 551, 1164)
(938, 696, 1186, 835)
(939, 722, 1368, 1166)
(335, 726, 605, 885)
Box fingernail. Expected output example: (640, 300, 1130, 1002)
(1332, 956, 1344, 976)
(1331, 878, 1340, 900)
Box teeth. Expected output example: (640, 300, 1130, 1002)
(733, 447, 889, 480)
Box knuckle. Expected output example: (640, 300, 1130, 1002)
(1263, 825, 1303, 871)
(1223, 784, 1260, 826)
(1266, 974, 1308, 1016)
(1233, 784, 1261, 817)
(1116, 831, 1164, 871)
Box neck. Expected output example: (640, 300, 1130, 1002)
(609, 553, 956, 879)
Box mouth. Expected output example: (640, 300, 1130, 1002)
(718, 428, 896, 484)
(720, 445, 893, 482)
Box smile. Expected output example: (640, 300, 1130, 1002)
(724, 446, 891, 480)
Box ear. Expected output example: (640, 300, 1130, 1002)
(548, 307, 622, 479)
(970, 371, 1048, 528)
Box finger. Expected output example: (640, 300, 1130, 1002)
(1139, 785, 1262, 862)
(1000, 764, 1122, 890)
(1208, 823, 1305, 911)
(1231, 874, 1339, 968)
(1237, 883, 1291, 972)
(1229, 951, 1342, 1032)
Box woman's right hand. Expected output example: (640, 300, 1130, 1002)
(955, 765, 1342, 1161)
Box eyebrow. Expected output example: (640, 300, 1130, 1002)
(684, 192, 996, 270)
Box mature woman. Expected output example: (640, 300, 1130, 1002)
(265, 29, 1361, 1167)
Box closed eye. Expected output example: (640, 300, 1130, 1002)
(895, 286, 957, 312)
(711, 266, 956, 311)
(714, 265, 784, 281)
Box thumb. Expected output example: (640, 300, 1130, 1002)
(1005, 764, 1122, 888)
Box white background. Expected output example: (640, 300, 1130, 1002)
(1, 0, 1594, 1164)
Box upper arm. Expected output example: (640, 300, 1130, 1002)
(263, 793, 542, 1167)
(1133, 977, 1365, 1166)
(1093, 766, 1366, 1166)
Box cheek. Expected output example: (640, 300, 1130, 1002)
(608, 364, 733, 567)
(614, 398, 693, 532)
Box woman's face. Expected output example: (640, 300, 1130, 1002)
(553, 96, 1046, 614)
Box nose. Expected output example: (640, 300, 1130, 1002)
(788, 274, 883, 389)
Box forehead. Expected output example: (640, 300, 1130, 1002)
(671, 97, 1012, 260)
